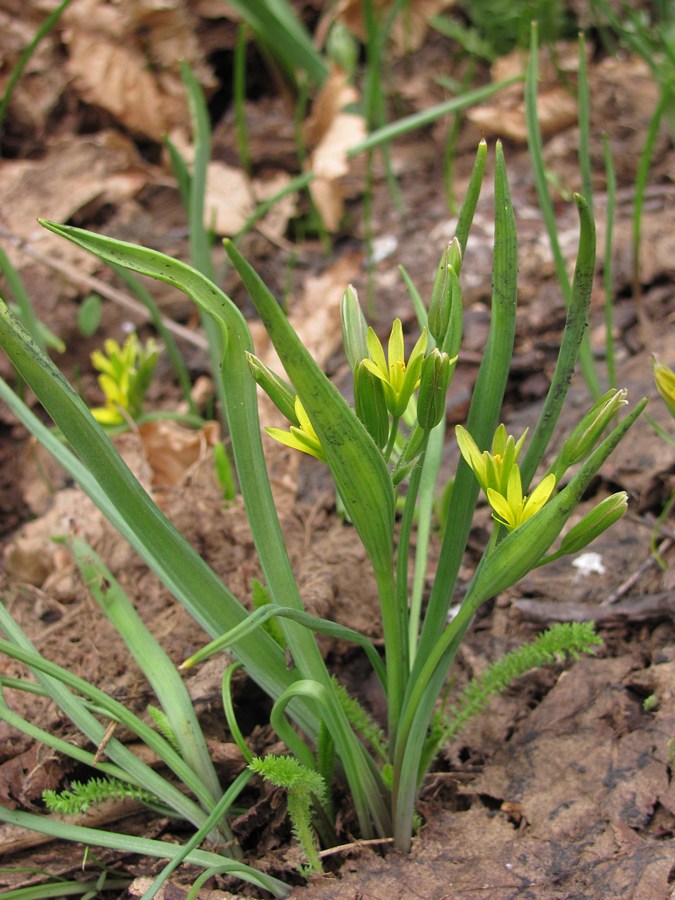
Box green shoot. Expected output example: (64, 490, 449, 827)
(525, 25, 600, 399)
(88, 333, 159, 426)
(249, 755, 327, 873)
(440, 622, 603, 744)
(0, 0, 75, 142)
(43, 777, 159, 816)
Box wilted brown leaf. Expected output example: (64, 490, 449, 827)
(138, 419, 219, 487)
(467, 45, 580, 142)
(204, 164, 296, 238)
(0, 132, 151, 265)
(337, 0, 457, 54)
(61, 0, 214, 140)
(304, 67, 366, 231)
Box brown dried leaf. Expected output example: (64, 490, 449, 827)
(337, 0, 457, 54)
(62, 0, 214, 140)
(0, 132, 149, 242)
(304, 68, 366, 231)
(467, 46, 579, 142)
(205, 164, 296, 238)
(138, 419, 219, 487)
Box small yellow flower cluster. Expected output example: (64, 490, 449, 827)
(90, 333, 158, 426)
(455, 424, 555, 531)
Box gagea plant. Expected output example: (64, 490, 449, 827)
(0, 142, 645, 893)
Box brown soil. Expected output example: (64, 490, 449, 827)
(0, 3, 674, 898)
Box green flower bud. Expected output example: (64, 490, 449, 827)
(417, 349, 454, 431)
(552, 388, 628, 479)
(428, 240, 461, 346)
(556, 492, 628, 557)
(246, 353, 299, 425)
(447, 235, 462, 272)
(340, 285, 369, 371)
(326, 21, 359, 76)
(428, 246, 452, 345)
(354, 360, 390, 449)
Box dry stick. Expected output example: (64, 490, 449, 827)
(0, 227, 208, 351)
(318, 836, 395, 859)
(602, 537, 673, 605)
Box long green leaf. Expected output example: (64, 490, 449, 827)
(415, 140, 517, 662)
(182, 605, 386, 689)
(520, 193, 596, 487)
(391, 141, 518, 853)
(0, 298, 302, 722)
(70, 539, 223, 808)
(0, 808, 289, 898)
(29, 223, 390, 839)
(223, 239, 404, 740)
(0, 615, 217, 829)
(223, 239, 395, 586)
(525, 23, 600, 398)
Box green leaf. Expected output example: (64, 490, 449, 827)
(224, 239, 395, 587)
(76, 293, 102, 337)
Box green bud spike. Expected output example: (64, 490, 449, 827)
(354, 360, 390, 449)
(447, 236, 462, 273)
(340, 285, 369, 371)
(554, 491, 628, 558)
(551, 388, 628, 480)
(417, 349, 454, 431)
(428, 244, 454, 345)
(246, 352, 299, 425)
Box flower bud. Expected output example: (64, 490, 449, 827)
(552, 389, 628, 479)
(417, 349, 454, 431)
(340, 285, 369, 371)
(354, 360, 390, 449)
(246, 353, 299, 424)
(428, 240, 461, 346)
(447, 235, 462, 272)
(653, 356, 675, 418)
(557, 492, 628, 557)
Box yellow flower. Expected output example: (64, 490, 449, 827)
(455, 423, 527, 496)
(487, 467, 556, 532)
(653, 356, 675, 418)
(363, 318, 428, 417)
(266, 396, 325, 461)
(90, 333, 158, 426)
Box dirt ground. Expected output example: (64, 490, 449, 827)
(0, 2, 674, 898)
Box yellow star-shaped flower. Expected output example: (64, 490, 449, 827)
(266, 396, 325, 461)
(362, 318, 428, 417)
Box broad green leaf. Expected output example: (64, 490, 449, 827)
(28, 222, 391, 839)
(0, 296, 302, 723)
(223, 239, 395, 587)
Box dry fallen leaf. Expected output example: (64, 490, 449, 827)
(337, 0, 457, 54)
(304, 67, 367, 231)
(61, 0, 214, 141)
(205, 164, 296, 238)
(467, 45, 580, 142)
(138, 419, 220, 487)
(0, 131, 150, 265)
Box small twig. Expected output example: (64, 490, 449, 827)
(318, 836, 395, 859)
(602, 537, 673, 605)
(0, 226, 208, 351)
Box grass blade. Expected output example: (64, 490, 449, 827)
(520, 193, 596, 487)
(525, 23, 600, 398)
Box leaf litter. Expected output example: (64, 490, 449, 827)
(0, 1, 674, 896)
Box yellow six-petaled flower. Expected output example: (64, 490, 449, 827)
(362, 318, 428, 418)
(456, 423, 556, 532)
(266, 396, 326, 461)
